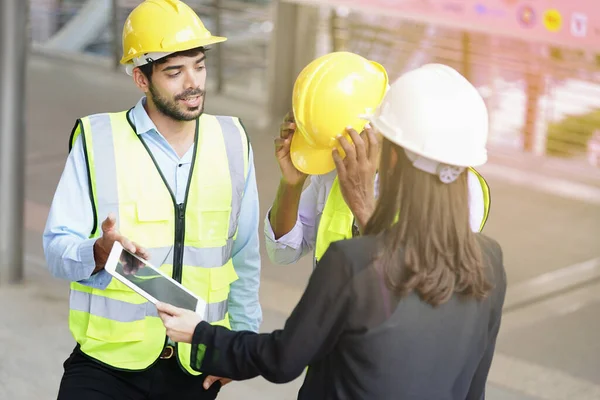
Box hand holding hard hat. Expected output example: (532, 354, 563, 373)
(290, 52, 389, 176)
(275, 111, 308, 187)
(332, 124, 380, 231)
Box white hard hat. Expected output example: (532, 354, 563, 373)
(368, 64, 489, 182)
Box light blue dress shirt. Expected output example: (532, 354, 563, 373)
(43, 97, 262, 332)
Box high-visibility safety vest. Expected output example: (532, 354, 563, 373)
(314, 168, 491, 262)
(67, 110, 249, 374)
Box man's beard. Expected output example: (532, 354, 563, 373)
(149, 85, 205, 121)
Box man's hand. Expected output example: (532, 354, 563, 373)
(203, 375, 232, 390)
(156, 302, 202, 344)
(92, 213, 149, 274)
(120, 252, 146, 276)
(275, 111, 308, 187)
(332, 124, 380, 232)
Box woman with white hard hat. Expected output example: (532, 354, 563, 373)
(155, 63, 507, 400)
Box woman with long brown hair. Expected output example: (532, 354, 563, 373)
(156, 63, 506, 400)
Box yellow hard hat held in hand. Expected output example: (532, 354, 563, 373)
(291, 52, 389, 175)
(121, 0, 226, 68)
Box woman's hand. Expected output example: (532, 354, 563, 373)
(332, 124, 380, 232)
(156, 302, 202, 344)
(157, 302, 232, 388)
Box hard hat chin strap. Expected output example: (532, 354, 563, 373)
(403, 149, 465, 184)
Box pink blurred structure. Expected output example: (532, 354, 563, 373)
(290, 0, 599, 51)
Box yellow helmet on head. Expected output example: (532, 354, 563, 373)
(291, 52, 389, 176)
(121, 0, 226, 67)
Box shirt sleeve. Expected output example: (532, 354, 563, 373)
(189, 241, 353, 383)
(228, 146, 263, 332)
(42, 132, 111, 289)
(263, 176, 321, 265)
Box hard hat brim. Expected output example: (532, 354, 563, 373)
(120, 36, 227, 65)
(290, 131, 338, 176)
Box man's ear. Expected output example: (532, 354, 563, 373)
(133, 67, 150, 93)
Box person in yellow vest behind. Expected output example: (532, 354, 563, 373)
(265, 52, 491, 266)
(42, 1, 261, 399)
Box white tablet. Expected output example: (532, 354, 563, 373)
(104, 241, 206, 318)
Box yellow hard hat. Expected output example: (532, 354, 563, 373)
(291, 52, 389, 175)
(120, 0, 227, 65)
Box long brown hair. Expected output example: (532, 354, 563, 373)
(364, 139, 491, 306)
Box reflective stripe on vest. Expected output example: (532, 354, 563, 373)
(68, 111, 248, 373)
(314, 168, 491, 262)
(70, 289, 228, 322)
(145, 241, 235, 269)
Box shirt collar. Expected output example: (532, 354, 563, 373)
(130, 97, 159, 136)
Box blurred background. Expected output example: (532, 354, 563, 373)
(1, 0, 599, 399)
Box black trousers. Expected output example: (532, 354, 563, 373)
(57, 347, 222, 400)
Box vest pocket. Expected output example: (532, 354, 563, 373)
(187, 183, 232, 246)
(198, 210, 230, 243)
(187, 207, 231, 247)
(128, 201, 175, 250)
(327, 210, 355, 236)
(208, 262, 238, 304)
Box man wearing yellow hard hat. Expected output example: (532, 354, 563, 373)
(43, 0, 261, 398)
(265, 52, 491, 266)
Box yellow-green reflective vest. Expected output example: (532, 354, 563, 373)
(67, 110, 249, 374)
(314, 168, 491, 262)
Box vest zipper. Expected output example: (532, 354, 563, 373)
(129, 111, 200, 371)
(173, 203, 186, 283)
(129, 113, 200, 284)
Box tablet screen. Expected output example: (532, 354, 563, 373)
(115, 249, 199, 312)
